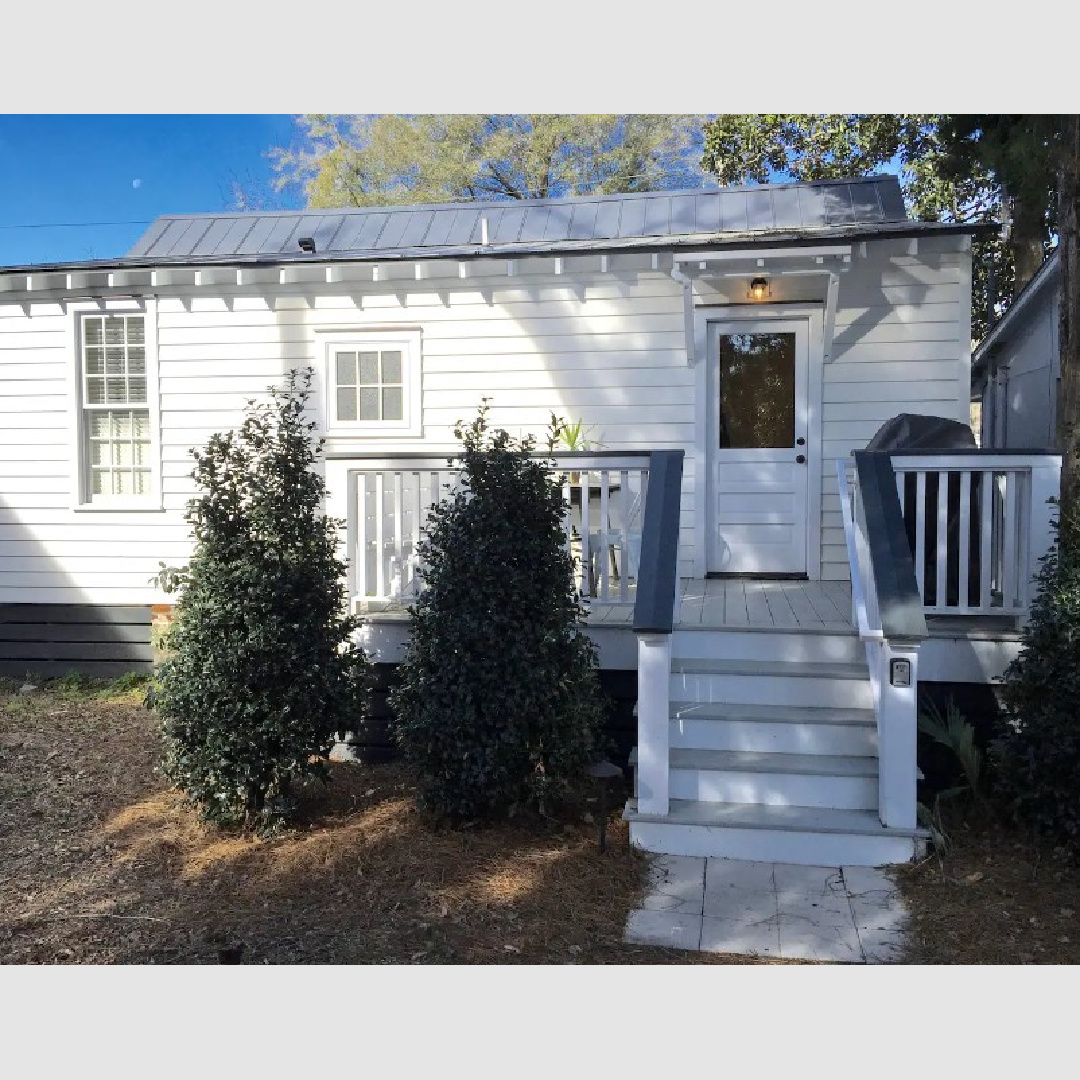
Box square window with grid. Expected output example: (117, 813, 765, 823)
(334, 348, 404, 423)
(81, 314, 152, 500)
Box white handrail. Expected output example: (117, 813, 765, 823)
(835, 458, 879, 641)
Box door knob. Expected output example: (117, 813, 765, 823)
(796, 454, 806, 464)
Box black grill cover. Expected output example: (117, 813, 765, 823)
(865, 414, 980, 609)
(865, 413, 977, 452)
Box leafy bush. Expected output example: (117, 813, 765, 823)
(390, 402, 603, 821)
(993, 499, 1080, 855)
(154, 368, 370, 831)
(916, 696, 984, 853)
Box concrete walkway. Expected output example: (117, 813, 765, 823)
(625, 856, 909, 963)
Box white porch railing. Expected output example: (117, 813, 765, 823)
(344, 452, 651, 606)
(837, 448, 1062, 832)
(889, 452, 1060, 619)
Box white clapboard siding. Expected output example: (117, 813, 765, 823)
(0, 235, 970, 605)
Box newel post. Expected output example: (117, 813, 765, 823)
(1025, 456, 1063, 622)
(636, 632, 671, 816)
(877, 642, 919, 831)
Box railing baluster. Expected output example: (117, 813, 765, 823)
(980, 469, 994, 610)
(356, 472, 368, 599)
(619, 469, 631, 604)
(1003, 469, 1020, 610)
(392, 471, 404, 597)
(561, 472, 573, 562)
(411, 471, 422, 597)
(935, 469, 948, 611)
(374, 472, 386, 600)
(1016, 470, 1031, 612)
(578, 468, 591, 596)
(914, 471, 926, 603)
(958, 470, 972, 611)
(598, 469, 610, 601)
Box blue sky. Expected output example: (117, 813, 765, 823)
(0, 115, 302, 266)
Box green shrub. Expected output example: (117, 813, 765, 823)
(390, 401, 603, 821)
(992, 499, 1080, 855)
(154, 368, 370, 832)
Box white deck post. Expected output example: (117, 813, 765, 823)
(877, 642, 919, 831)
(1024, 456, 1062, 625)
(636, 632, 671, 817)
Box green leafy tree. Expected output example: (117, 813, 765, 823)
(993, 501, 1080, 856)
(935, 116, 1079, 516)
(155, 368, 370, 831)
(390, 401, 603, 821)
(270, 114, 703, 207)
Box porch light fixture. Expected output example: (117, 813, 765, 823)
(748, 276, 770, 301)
(298, 236, 316, 254)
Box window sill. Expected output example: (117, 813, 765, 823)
(326, 425, 424, 439)
(73, 500, 166, 513)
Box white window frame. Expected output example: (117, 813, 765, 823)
(317, 327, 423, 438)
(67, 298, 162, 511)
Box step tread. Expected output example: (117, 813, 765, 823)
(672, 624, 858, 638)
(670, 701, 875, 727)
(671, 659, 869, 680)
(667, 748, 878, 777)
(623, 798, 927, 840)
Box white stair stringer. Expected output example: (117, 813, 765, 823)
(626, 627, 928, 867)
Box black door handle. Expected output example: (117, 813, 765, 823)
(796, 454, 806, 464)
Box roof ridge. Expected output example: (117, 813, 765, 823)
(141, 175, 900, 224)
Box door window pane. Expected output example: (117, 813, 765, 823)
(718, 332, 796, 449)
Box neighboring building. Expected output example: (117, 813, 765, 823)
(973, 248, 1060, 449)
(0, 176, 1060, 865)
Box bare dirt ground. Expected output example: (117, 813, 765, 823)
(895, 807, 1080, 964)
(9, 678, 1072, 965)
(0, 678, 755, 965)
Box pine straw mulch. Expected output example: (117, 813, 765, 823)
(0, 679, 765, 966)
(894, 805, 1080, 964)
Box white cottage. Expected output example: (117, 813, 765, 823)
(0, 176, 1061, 865)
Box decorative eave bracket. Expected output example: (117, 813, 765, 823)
(671, 245, 853, 367)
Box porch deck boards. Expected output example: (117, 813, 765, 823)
(359, 578, 855, 633)
(585, 578, 854, 632)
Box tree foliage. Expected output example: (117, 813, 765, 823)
(389, 401, 603, 821)
(155, 368, 371, 832)
(271, 114, 703, 207)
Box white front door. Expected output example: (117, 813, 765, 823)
(706, 319, 810, 575)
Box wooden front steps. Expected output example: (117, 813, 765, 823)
(625, 625, 927, 867)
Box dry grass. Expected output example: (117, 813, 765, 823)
(0, 679, 756, 965)
(895, 806, 1080, 964)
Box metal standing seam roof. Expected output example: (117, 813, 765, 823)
(127, 176, 912, 261)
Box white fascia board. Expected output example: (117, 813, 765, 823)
(672, 245, 852, 266)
